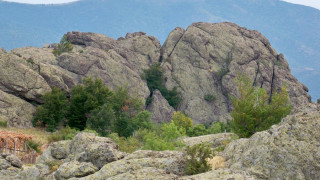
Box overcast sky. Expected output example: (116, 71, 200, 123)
(1, 0, 320, 10)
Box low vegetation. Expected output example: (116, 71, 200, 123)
(185, 143, 214, 175)
(143, 63, 182, 109)
(52, 35, 73, 56)
(230, 74, 292, 138)
(0, 120, 7, 128)
(204, 94, 216, 102)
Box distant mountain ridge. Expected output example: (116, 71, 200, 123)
(0, 0, 319, 100)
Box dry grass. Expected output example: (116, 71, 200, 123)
(0, 127, 52, 145)
(207, 156, 226, 170)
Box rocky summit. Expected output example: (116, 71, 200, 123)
(0, 22, 311, 127)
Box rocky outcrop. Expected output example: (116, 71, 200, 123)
(183, 133, 234, 148)
(223, 103, 320, 179)
(38, 132, 125, 169)
(55, 161, 98, 180)
(180, 169, 256, 180)
(147, 90, 175, 123)
(0, 89, 35, 128)
(0, 22, 311, 127)
(81, 150, 186, 180)
(161, 22, 311, 123)
(0, 153, 23, 180)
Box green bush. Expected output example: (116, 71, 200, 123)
(187, 124, 208, 137)
(317, 98, 320, 104)
(207, 122, 229, 134)
(216, 67, 229, 80)
(52, 35, 73, 56)
(108, 133, 142, 153)
(142, 122, 185, 151)
(230, 74, 292, 138)
(0, 120, 7, 128)
(185, 143, 213, 175)
(143, 63, 182, 109)
(171, 111, 193, 133)
(33, 87, 68, 132)
(47, 126, 79, 143)
(26, 140, 42, 153)
(67, 78, 113, 130)
(204, 94, 216, 102)
(87, 86, 151, 137)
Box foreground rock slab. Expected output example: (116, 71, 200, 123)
(223, 103, 320, 180)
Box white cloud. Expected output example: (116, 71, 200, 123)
(1, 0, 79, 4)
(281, 0, 320, 10)
(303, 67, 315, 71)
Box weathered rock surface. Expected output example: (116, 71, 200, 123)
(81, 150, 186, 180)
(183, 133, 234, 148)
(161, 22, 311, 123)
(38, 132, 125, 169)
(54, 161, 98, 180)
(0, 153, 23, 180)
(223, 103, 320, 180)
(0, 89, 35, 128)
(180, 169, 256, 180)
(147, 90, 175, 123)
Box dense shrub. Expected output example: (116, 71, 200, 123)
(33, 87, 68, 132)
(142, 122, 185, 151)
(67, 78, 112, 130)
(172, 111, 193, 133)
(230, 74, 292, 138)
(204, 94, 216, 102)
(109, 133, 142, 153)
(47, 126, 79, 143)
(143, 63, 182, 109)
(52, 35, 73, 56)
(26, 140, 42, 153)
(187, 124, 208, 137)
(317, 98, 320, 104)
(0, 120, 7, 128)
(208, 122, 229, 134)
(185, 143, 213, 175)
(87, 87, 151, 137)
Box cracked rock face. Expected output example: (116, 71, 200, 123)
(147, 90, 175, 123)
(161, 22, 311, 123)
(0, 22, 311, 127)
(223, 103, 320, 180)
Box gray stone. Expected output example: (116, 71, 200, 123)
(223, 103, 320, 180)
(147, 90, 175, 123)
(54, 161, 98, 180)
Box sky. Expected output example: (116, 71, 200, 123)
(281, 0, 320, 10)
(1, 0, 79, 4)
(1, 0, 320, 10)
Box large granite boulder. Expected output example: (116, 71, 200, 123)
(38, 132, 125, 169)
(223, 103, 320, 179)
(54, 161, 98, 180)
(81, 150, 186, 180)
(147, 90, 175, 123)
(161, 22, 311, 123)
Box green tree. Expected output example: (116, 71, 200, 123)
(187, 124, 208, 137)
(171, 111, 193, 133)
(86, 104, 116, 136)
(33, 87, 68, 132)
(230, 74, 292, 138)
(67, 78, 112, 130)
(52, 35, 73, 56)
(185, 143, 213, 175)
(143, 63, 182, 109)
